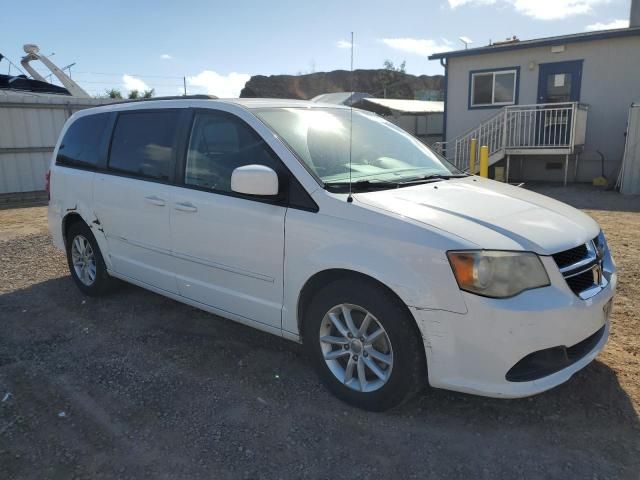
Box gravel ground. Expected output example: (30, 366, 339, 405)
(0, 186, 639, 479)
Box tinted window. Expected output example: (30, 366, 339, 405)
(57, 113, 110, 167)
(108, 110, 180, 180)
(185, 112, 280, 192)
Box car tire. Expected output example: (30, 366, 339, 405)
(303, 277, 426, 411)
(65, 221, 116, 296)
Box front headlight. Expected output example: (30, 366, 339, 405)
(447, 250, 550, 298)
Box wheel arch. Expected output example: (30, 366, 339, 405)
(62, 212, 88, 247)
(296, 268, 425, 348)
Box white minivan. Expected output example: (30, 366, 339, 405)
(48, 97, 616, 411)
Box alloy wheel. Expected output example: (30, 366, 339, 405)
(71, 234, 97, 286)
(319, 303, 394, 393)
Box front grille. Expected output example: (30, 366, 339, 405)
(565, 269, 596, 295)
(552, 235, 604, 298)
(552, 244, 588, 269)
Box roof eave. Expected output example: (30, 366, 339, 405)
(428, 27, 640, 61)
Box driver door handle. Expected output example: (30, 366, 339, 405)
(174, 201, 198, 213)
(144, 195, 166, 206)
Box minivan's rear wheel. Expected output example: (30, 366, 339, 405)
(66, 221, 115, 296)
(71, 235, 97, 286)
(303, 278, 426, 411)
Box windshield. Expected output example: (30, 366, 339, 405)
(254, 107, 461, 187)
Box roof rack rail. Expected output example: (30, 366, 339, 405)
(113, 94, 218, 104)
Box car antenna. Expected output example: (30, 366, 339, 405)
(347, 31, 355, 203)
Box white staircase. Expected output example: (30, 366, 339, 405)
(436, 102, 588, 177)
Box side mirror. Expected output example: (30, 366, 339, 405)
(231, 165, 279, 196)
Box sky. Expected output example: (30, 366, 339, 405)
(1, 0, 632, 98)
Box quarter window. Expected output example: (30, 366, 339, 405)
(56, 113, 110, 167)
(108, 110, 180, 180)
(184, 112, 280, 193)
(470, 69, 517, 107)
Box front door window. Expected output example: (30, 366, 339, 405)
(544, 73, 574, 103)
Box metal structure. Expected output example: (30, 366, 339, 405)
(435, 102, 588, 185)
(0, 44, 116, 195)
(20, 44, 90, 98)
(618, 102, 640, 194)
(0, 92, 112, 194)
(354, 98, 444, 145)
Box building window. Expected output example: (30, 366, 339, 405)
(469, 68, 518, 108)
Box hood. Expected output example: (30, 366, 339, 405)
(354, 177, 600, 254)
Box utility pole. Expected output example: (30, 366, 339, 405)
(183, 76, 187, 96)
(62, 62, 76, 79)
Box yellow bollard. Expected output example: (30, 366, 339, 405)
(469, 138, 477, 175)
(479, 145, 489, 178)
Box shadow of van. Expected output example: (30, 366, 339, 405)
(1, 275, 638, 479)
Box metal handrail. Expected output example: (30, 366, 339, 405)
(445, 102, 583, 171)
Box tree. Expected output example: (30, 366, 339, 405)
(127, 88, 155, 99)
(104, 88, 123, 99)
(383, 59, 406, 73)
(379, 59, 408, 98)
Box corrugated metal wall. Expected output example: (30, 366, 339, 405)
(0, 93, 111, 194)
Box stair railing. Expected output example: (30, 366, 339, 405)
(442, 102, 581, 172)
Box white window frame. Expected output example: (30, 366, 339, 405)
(470, 69, 518, 107)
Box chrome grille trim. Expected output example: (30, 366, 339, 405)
(552, 234, 607, 300)
(557, 240, 598, 274)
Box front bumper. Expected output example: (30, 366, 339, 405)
(411, 256, 616, 398)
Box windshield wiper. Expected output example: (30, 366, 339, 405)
(397, 173, 468, 185)
(325, 173, 468, 192)
(324, 179, 401, 192)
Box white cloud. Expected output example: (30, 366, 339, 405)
(336, 40, 353, 49)
(585, 18, 629, 30)
(380, 38, 453, 57)
(186, 70, 251, 98)
(447, 0, 611, 20)
(448, 0, 495, 7)
(160, 54, 172, 60)
(122, 74, 150, 93)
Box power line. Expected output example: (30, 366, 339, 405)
(72, 70, 185, 79)
(68, 79, 184, 86)
(1, 53, 27, 76)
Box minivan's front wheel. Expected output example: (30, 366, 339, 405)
(303, 278, 426, 411)
(66, 221, 115, 296)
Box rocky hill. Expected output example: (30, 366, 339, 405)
(240, 69, 444, 100)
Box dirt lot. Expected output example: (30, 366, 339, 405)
(0, 186, 639, 479)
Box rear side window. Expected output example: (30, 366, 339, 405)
(56, 113, 110, 167)
(184, 111, 280, 192)
(108, 110, 180, 181)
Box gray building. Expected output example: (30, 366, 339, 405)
(429, 6, 640, 184)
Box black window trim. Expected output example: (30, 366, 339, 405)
(54, 106, 319, 213)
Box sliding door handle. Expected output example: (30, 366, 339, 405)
(174, 201, 198, 213)
(144, 195, 166, 206)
